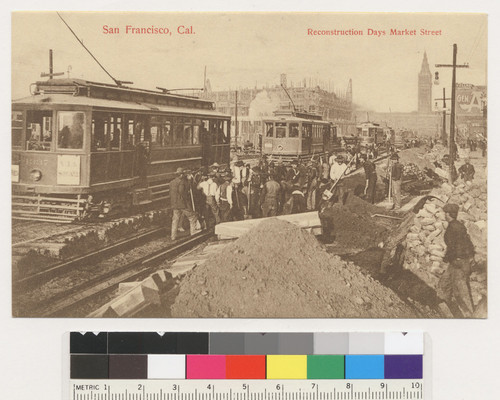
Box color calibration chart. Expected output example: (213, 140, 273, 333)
(68, 332, 428, 400)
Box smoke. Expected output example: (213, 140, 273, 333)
(248, 90, 280, 118)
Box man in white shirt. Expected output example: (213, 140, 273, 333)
(217, 172, 234, 222)
(329, 155, 348, 204)
(231, 160, 245, 188)
(197, 172, 220, 225)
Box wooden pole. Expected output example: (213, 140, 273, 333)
(442, 87, 447, 145)
(235, 90, 238, 149)
(49, 49, 53, 77)
(449, 44, 457, 183)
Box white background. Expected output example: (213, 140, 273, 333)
(2, 1, 499, 399)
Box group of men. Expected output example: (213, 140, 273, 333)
(169, 150, 392, 240)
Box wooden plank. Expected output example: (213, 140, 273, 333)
(214, 211, 322, 239)
(169, 260, 206, 278)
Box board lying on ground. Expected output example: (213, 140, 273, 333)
(214, 211, 322, 239)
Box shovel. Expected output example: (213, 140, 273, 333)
(322, 156, 356, 201)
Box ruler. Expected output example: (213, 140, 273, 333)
(70, 379, 424, 400)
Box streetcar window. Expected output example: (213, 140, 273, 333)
(222, 120, 229, 144)
(109, 116, 121, 150)
(193, 125, 200, 145)
(12, 111, 24, 148)
(265, 122, 274, 138)
(174, 121, 183, 145)
(150, 116, 163, 147)
(302, 123, 312, 138)
(163, 120, 172, 146)
(208, 120, 218, 144)
(57, 112, 84, 150)
(121, 116, 134, 149)
(26, 110, 52, 151)
(92, 113, 108, 151)
(289, 123, 299, 138)
(184, 124, 193, 145)
(276, 122, 286, 138)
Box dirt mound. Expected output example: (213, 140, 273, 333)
(320, 196, 390, 249)
(171, 218, 418, 318)
(343, 193, 390, 216)
(397, 148, 434, 170)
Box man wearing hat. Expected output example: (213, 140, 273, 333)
(260, 173, 281, 217)
(438, 203, 476, 317)
(390, 153, 403, 210)
(231, 160, 245, 189)
(197, 170, 220, 226)
(329, 155, 348, 204)
(169, 167, 198, 241)
(216, 172, 234, 222)
(360, 153, 377, 204)
(458, 158, 475, 184)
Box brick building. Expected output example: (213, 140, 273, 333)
(203, 74, 355, 147)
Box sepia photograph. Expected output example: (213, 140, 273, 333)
(11, 11, 487, 318)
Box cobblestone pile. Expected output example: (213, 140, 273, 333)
(403, 181, 487, 305)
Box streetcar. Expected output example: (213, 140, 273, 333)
(12, 78, 231, 222)
(356, 121, 385, 148)
(261, 110, 337, 161)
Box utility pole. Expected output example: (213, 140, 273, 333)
(435, 44, 469, 182)
(40, 49, 64, 79)
(435, 87, 451, 145)
(235, 90, 238, 149)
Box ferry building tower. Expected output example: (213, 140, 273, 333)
(418, 51, 432, 113)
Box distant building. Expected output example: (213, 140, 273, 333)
(203, 75, 355, 147)
(418, 51, 433, 114)
(355, 52, 440, 138)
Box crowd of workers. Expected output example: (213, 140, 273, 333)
(168, 150, 390, 240)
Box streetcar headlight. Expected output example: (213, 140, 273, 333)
(29, 169, 42, 182)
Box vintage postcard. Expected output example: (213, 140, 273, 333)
(11, 12, 487, 318)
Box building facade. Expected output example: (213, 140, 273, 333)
(203, 75, 355, 147)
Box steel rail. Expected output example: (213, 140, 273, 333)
(36, 230, 213, 317)
(13, 227, 167, 290)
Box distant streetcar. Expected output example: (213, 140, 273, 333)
(261, 110, 338, 161)
(12, 78, 231, 222)
(356, 121, 385, 148)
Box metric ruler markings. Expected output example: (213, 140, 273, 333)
(70, 381, 423, 400)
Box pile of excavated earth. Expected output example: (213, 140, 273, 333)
(171, 218, 423, 318)
(320, 194, 391, 250)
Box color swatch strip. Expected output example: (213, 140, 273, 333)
(71, 354, 422, 380)
(70, 332, 423, 380)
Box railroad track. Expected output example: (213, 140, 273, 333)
(14, 226, 167, 290)
(14, 230, 213, 317)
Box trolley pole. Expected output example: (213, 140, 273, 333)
(435, 43, 469, 182)
(40, 49, 64, 79)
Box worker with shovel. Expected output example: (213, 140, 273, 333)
(326, 155, 350, 205)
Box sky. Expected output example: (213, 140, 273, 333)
(12, 12, 487, 113)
